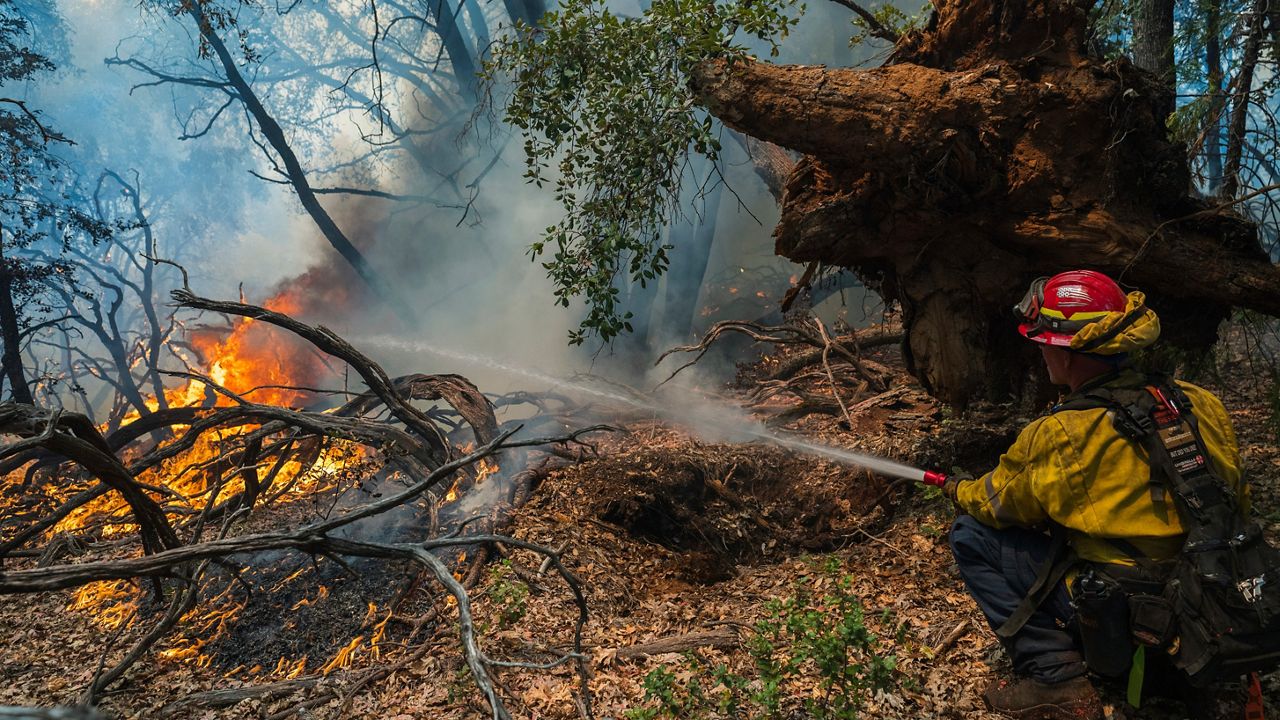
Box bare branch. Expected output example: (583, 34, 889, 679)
(0, 98, 74, 144)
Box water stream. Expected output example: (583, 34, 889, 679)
(357, 336, 928, 483)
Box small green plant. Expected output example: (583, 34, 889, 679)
(919, 483, 944, 502)
(626, 558, 897, 719)
(849, 2, 930, 46)
(487, 559, 529, 629)
(445, 665, 474, 703)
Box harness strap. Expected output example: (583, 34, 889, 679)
(996, 526, 1075, 639)
(1070, 304, 1147, 353)
(1102, 537, 1169, 579)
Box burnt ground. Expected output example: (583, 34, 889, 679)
(1, 337, 1278, 719)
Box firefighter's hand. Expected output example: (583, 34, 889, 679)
(943, 470, 973, 503)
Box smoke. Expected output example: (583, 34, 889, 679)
(25, 0, 896, 412)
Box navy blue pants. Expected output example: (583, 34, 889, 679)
(949, 515, 1086, 683)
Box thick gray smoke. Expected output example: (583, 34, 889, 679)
(29, 0, 890, 407)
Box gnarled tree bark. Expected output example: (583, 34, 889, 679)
(691, 0, 1280, 406)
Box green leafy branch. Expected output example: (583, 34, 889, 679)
(845, 1, 929, 47)
(485, 0, 799, 344)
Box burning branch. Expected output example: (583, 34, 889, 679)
(172, 288, 454, 461)
(2, 417, 607, 715)
(0, 405, 179, 555)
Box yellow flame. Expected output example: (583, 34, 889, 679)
(290, 585, 329, 611)
(282, 656, 307, 679)
(320, 635, 364, 675)
(68, 581, 138, 630)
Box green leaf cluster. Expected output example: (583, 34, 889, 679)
(486, 0, 799, 344)
(486, 559, 530, 629)
(625, 556, 898, 719)
(848, 2, 929, 47)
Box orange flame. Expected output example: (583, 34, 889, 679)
(36, 282, 390, 675)
(320, 635, 364, 674)
(68, 581, 138, 630)
(290, 584, 330, 611)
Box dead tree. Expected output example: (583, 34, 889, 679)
(691, 0, 1280, 405)
(0, 239, 33, 404)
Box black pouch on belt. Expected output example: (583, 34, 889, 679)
(1128, 593, 1175, 648)
(1071, 567, 1134, 677)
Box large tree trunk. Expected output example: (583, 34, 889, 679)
(1204, 0, 1224, 194)
(690, 0, 1280, 406)
(1132, 0, 1176, 119)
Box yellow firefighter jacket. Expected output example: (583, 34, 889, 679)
(954, 369, 1248, 566)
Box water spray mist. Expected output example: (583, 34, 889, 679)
(358, 336, 939, 484)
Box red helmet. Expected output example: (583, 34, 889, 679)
(1014, 270, 1127, 347)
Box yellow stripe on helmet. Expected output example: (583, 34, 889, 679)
(1038, 308, 1112, 322)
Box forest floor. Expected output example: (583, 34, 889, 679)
(2, 335, 1279, 719)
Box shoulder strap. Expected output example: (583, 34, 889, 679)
(1115, 380, 1247, 557)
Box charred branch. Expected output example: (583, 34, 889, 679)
(0, 425, 608, 592)
(337, 373, 499, 445)
(658, 317, 892, 387)
(172, 288, 453, 460)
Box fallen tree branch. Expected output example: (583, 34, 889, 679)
(930, 619, 971, 658)
(657, 317, 862, 385)
(0, 426, 611, 593)
(2, 289, 609, 719)
(815, 319, 857, 428)
(0, 708, 102, 719)
(768, 326, 903, 381)
(158, 677, 325, 715)
(615, 628, 739, 660)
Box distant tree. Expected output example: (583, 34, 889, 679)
(111, 0, 549, 323)
(0, 0, 109, 404)
(1133, 0, 1177, 117)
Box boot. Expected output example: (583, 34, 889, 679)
(983, 675, 1103, 720)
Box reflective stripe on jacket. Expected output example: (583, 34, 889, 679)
(954, 370, 1248, 566)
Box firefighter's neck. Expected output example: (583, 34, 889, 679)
(1040, 345, 1116, 392)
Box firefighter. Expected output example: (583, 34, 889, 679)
(939, 270, 1248, 719)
